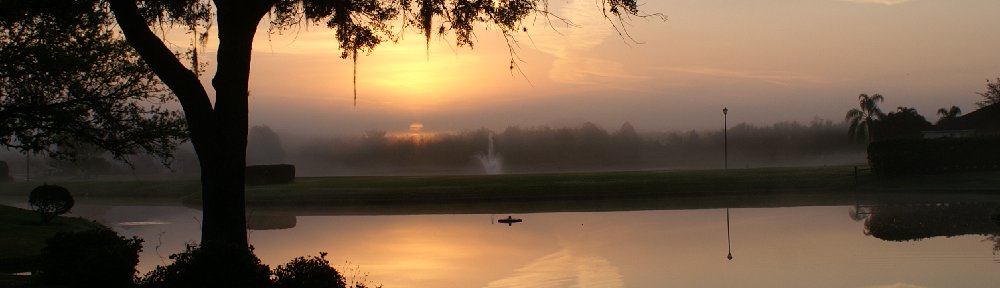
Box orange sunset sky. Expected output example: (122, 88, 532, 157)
(178, 0, 1000, 136)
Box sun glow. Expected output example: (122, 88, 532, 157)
(357, 37, 493, 109)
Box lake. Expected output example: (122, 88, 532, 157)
(43, 197, 1000, 288)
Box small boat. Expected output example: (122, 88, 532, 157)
(498, 216, 523, 226)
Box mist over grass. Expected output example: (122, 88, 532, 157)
(0, 119, 866, 179)
(288, 119, 866, 176)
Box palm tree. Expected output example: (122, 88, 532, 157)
(845, 93, 885, 143)
(935, 105, 962, 126)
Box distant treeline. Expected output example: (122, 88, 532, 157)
(2, 120, 867, 178)
(292, 119, 866, 175)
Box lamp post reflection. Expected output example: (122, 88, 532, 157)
(726, 208, 733, 261)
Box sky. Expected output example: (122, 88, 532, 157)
(183, 0, 1000, 137)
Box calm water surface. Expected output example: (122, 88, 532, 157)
(22, 201, 1000, 287)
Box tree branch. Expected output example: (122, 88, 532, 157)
(107, 0, 215, 143)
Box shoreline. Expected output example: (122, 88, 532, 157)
(2, 165, 998, 215)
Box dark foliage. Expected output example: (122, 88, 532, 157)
(34, 228, 143, 287)
(139, 244, 272, 288)
(246, 164, 296, 185)
(139, 246, 374, 288)
(872, 107, 932, 141)
(868, 137, 1000, 176)
(28, 184, 74, 224)
(977, 77, 1000, 108)
(864, 202, 1000, 242)
(272, 252, 346, 288)
(0, 0, 188, 163)
(845, 93, 885, 143)
(935, 106, 962, 126)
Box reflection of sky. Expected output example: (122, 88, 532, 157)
(22, 203, 1000, 287)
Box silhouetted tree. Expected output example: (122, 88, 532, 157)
(29, 184, 75, 224)
(247, 125, 286, 165)
(936, 105, 962, 126)
(8, 1, 656, 281)
(81, 1, 656, 282)
(874, 107, 932, 140)
(0, 1, 187, 163)
(976, 77, 1000, 108)
(845, 93, 885, 143)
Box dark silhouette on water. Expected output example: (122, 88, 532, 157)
(726, 208, 733, 261)
(860, 202, 1000, 242)
(498, 216, 523, 226)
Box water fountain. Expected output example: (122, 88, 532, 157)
(476, 132, 503, 175)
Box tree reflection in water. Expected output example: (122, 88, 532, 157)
(856, 202, 1000, 253)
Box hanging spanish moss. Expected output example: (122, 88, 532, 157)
(353, 47, 358, 107)
(420, 0, 434, 59)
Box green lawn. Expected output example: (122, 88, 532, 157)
(2, 165, 998, 214)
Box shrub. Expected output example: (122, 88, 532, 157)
(139, 244, 271, 288)
(34, 228, 143, 287)
(273, 252, 346, 288)
(29, 184, 74, 224)
(868, 137, 1000, 176)
(246, 164, 295, 185)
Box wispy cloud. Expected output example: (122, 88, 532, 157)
(653, 65, 827, 86)
(839, 0, 913, 5)
(531, 0, 644, 86)
(863, 283, 929, 288)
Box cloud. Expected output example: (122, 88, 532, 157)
(530, 0, 643, 86)
(653, 65, 827, 86)
(839, 0, 913, 5)
(863, 283, 929, 288)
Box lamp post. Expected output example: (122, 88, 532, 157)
(723, 107, 728, 169)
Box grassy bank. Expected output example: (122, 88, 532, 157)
(0, 205, 104, 273)
(2, 165, 999, 214)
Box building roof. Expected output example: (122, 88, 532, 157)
(933, 103, 1000, 132)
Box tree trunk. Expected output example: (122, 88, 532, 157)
(110, 0, 275, 278)
(197, 1, 265, 253)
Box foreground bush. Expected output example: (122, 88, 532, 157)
(139, 244, 271, 288)
(28, 184, 74, 224)
(273, 252, 346, 288)
(34, 228, 143, 287)
(140, 245, 379, 288)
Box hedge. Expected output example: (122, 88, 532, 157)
(245, 164, 295, 185)
(868, 137, 1000, 176)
